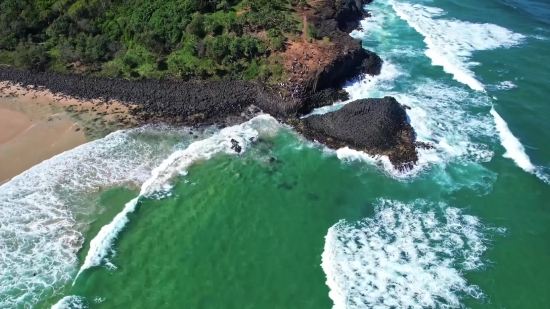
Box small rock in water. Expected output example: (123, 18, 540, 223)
(230, 138, 242, 153)
(414, 141, 436, 150)
(268, 157, 276, 163)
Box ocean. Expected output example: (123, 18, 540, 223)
(1, 0, 550, 308)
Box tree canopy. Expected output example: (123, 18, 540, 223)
(0, 0, 300, 81)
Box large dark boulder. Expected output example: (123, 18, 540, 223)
(335, 0, 368, 33)
(296, 97, 418, 169)
(304, 48, 381, 96)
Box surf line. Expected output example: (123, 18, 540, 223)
(480, 93, 543, 181)
(73, 115, 273, 283)
(388, 0, 546, 181)
(477, 90, 548, 183)
(475, 87, 540, 180)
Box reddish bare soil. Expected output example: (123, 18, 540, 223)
(282, 40, 334, 83)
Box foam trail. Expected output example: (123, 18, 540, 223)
(322, 199, 502, 309)
(389, 1, 525, 92)
(490, 107, 550, 185)
(75, 115, 278, 278)
(75, 197, 139, 279)
(492, 107, 550, 183)
(490, 108, 534, 171)
(387, 1, 547, 183)
(0, 126, 189, 308)
(496, 81, 517, 90)
(51, 296, 88, 309)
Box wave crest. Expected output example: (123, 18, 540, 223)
(322, 199, 503, 309)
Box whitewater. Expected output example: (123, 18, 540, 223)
(319, 0, 547, 308)
(388, 0, 550, 183)
(0, 126, 194, 308)
(2, 0, 550, 308)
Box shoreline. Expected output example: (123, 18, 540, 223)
(0, 0, 420, 173)
(0, 82, 137, 184)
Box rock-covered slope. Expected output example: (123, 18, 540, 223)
(0, 0, 421, 170)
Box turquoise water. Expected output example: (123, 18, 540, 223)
(1, 0, 550, 308)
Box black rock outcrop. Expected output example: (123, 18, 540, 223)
(296, 97, 417, 169)
(302, 0, 383, 109)
(335, 0, 372, 33)
(230, 139, 242, 153)
(303, 49, 381, 96)
(0, 66, 259, 125)
(0, 0, 419, 170)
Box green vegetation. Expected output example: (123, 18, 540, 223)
(305, 23, 318, 43)
(0, 0, 302, 81)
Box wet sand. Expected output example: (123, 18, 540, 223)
(0, 81, 136, 184)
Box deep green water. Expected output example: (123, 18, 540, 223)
(1, 0, 550, 308)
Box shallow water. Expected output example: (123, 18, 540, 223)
(2, 0, 550, 308)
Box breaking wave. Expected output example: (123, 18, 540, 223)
(74, 115, 280, 279)
(322, 199, 504, 309)
(389, 1, 525, 92)
(0, 126, 204, 308)
(386, 0, 550, 183)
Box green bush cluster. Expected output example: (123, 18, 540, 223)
(0, 0, 298, 81)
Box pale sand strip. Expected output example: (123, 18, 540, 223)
(0, 81, 137, 184)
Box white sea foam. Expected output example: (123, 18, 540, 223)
(321, 78, 497, 181)
(490, 106, 550, 183)
(390, 1, 525, 91)
(490, 107, 534, 172)
(74, 115, 279, 278)
(351, 3, 395, 39)
(532, 34, 549, 41)
(342, 60, 402, 101)
(304, 0, 502, 180)
(322, 199, 501, 309)
(50, 295, 88, 309)
(305, 60, 402, 117)
(495, 81, 517, 90)
(387, 2, 549, 182)
(0, 127, 200, 308)
(336, 147, 403, 177)
(402, 82, 495, 160)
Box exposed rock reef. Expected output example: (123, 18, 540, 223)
(295, 97, 418, 170)
(0, 0, 420, 170)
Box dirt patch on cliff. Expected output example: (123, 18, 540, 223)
(283, 40, 334, 83)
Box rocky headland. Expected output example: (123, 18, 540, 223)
(293, 97, 417, 170)
(0, 0, 421, 170)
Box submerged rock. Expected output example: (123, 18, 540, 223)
(230, 139, 242, 154)
(297, 97, 418, 169)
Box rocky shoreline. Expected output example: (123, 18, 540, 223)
(0, 0, 421, 170)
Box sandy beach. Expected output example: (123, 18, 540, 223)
(0, 81, 136, 184)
